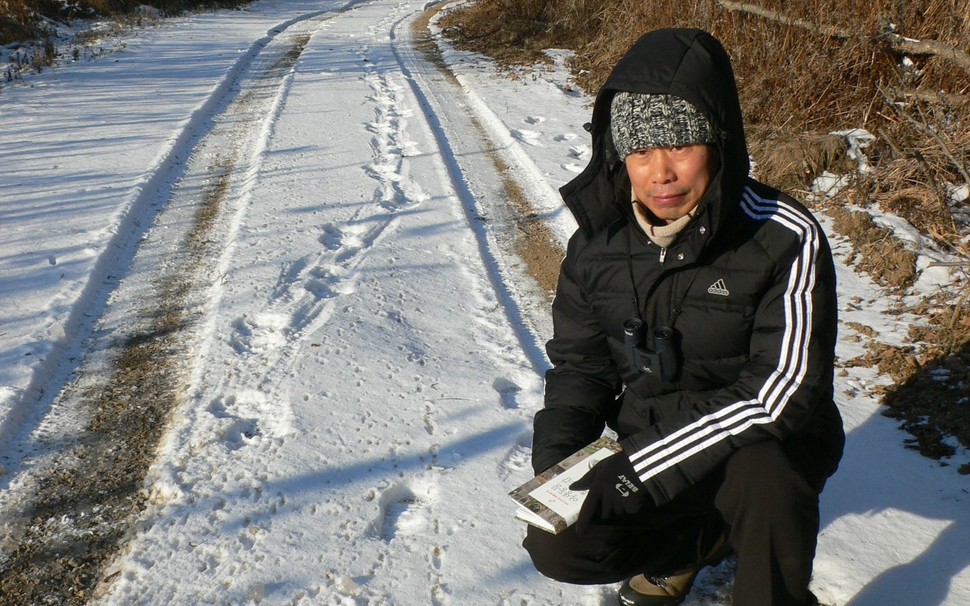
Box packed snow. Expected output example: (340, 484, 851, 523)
(1, 0, 969, 604)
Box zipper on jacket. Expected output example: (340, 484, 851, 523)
(659, 247, 667, 264)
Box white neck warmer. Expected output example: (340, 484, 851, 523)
(631, 200, 696, 248)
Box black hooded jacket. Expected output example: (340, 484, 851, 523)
(533, 29, 845, 506)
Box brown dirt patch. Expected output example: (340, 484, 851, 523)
(826, 206, 918, 290)
(495, 156, 564, 297)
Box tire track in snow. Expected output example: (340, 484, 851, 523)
(0, 5, 356, 456)
(400, 7, 596, 516)
(391, 16, 560, 502)
(0, 8, 343, 604)
(385, 11, 599, 601)
(391, 7, 554, 372)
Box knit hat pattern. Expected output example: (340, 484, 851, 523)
(610, 92, 715, 159)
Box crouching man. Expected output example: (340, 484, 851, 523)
(523, 28, 844, 606)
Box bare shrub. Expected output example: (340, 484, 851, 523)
(1, 0, 30, 22)
(0, 0, 53, 43)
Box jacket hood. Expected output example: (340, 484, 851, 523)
(560, 28, 750, 239)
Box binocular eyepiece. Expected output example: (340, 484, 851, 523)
(623, 318, 678, 382)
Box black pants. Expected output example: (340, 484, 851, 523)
(523, 440, 825, 606)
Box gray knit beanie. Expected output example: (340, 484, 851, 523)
(610, 92, 715, 159)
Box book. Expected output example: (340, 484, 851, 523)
(508, 436, 623, 534)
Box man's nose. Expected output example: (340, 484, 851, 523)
(647, 150, 675, 183)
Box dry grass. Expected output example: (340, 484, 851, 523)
(748, 133, 853, 195)
(443, 0, 969, 287)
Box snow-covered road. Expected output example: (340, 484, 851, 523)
(2, 1, 585, 603)
(2, 0, 970, 604)
(107, 3, 560, 603)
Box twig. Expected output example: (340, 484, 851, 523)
(948, 280, 970, 355)
(887, 86, 968, 107)
(914, 104, 970, 189)
(717, 1, 851, 38)
(905, 104, 970, 190)
(886, 34, 970, 79)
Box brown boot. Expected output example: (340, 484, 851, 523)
(617, 571, 698, 605)
(617, 531, 729, 606)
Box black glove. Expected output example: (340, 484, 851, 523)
(569, 452, 652, 535)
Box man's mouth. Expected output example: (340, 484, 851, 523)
(647, 192, 688, 206)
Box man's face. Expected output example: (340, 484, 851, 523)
(625, 144, 716, 223)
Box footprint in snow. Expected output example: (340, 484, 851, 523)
(554, 133, 577, 142)
(511, 129, 544, 147)
(230, 312, 289, 353)
(209, 390, 294, 445)
(271, 258, 310, 300)
(524, 115, 546, 125)
(209, 398, 261, 450)
(368, 478, 437, 542)
(569, 144, 590, 159)
(493, 377, 522, 409)
(320, 223, 344, 250)
(498, 431, 533, 481)
(304, 264, 357, 300)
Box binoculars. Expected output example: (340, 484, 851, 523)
(623, 318, 678, 382)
